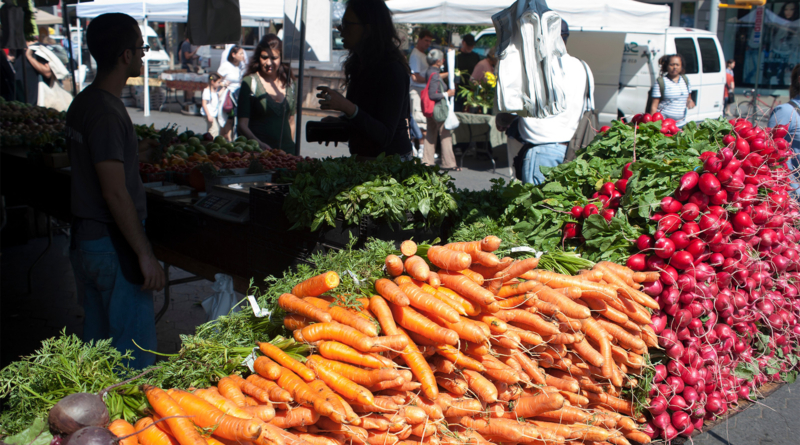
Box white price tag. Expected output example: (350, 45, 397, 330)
(241, 346, 260, 373)
(509, 246, 544, 258)
(247, 295, 272, 318)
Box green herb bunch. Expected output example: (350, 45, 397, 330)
(282, 154, 458, 231)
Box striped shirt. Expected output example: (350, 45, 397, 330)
(652, 75, 690, 121)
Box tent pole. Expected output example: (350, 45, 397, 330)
(751, 7, 765, 126)
(294, 0, 308, 156)
(62, 5, 78, 96)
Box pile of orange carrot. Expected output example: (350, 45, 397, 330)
(109, 237, 660, 445)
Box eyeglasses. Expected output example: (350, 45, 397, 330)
(118, 44, 150, 58)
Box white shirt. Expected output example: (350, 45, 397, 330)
(218, 60, 243, 92)
(517, 55, 593, 145)
(409, 47, 429, 90)
(201, 87, 225, 125)
(652, 75, 690, 121)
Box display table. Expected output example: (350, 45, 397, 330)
(451, 112, 507, 174)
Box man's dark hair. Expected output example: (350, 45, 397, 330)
(342, 0, 409, 85)
(418, 28, 434, 40)
(462, 34, 475, 47)
(87, 13, 139, 71)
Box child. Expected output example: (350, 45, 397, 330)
(201, 73, 227, 138)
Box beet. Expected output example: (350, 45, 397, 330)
(49, 393, 110, 436)
(64, 427, 118, 445)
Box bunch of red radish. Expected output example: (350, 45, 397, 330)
(603, 112, 681, 136)
(563, 164, 633, 240)
(623, 118, 799, 441)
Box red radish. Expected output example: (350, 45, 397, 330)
(722, 134, 736, 146)
(704, 155, 724, 173)
(647, 255, 667, 271)
(598, 125, 611, 133)
(600, 182, 616, 196)
(649, 396, 668, 415)
(601, 208, 615, 222)
(698, 173, 721, 196)
(680, 171, 700, 191)
(669, 231, 691, 250)
(562, 223, 579, 239)
(732, 211, 753, 231)
(661, 196, 682, 214)
(622, 168, 633, 180)
(682, 222, 700, 237)
(637, 234, 654, 251)
(643, 113, 653, 123)
(597, 195, 610, 207)
(654, 229, 667, 240)
(734, 138, 751, 158)
(570, 205, 584, 218)
(670, 251, 694, 270)
(661, 265, 678, 285)
(659, 213, 682, 233)
(773, 125, 789, 138)
(681, 203, 700, 221)
(582, 204, 599, 218)
(674, 187, 693, 202)
(688, 191, 710, 211)
(652, 112, 664, 122)
(655, 238, 676, 259)
(627, 253, 647, 271)
(608, 190, 622, 209)
(615, 178, 628, 194)
(643, 279, 663, 296)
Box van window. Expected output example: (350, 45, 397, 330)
(697, 38, 720, 73)
(674, 37, 699, 74)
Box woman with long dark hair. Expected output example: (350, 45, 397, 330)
(237, 35, 297, 153)
(649, 54, 695, 126)
(316, 0, 412, 159)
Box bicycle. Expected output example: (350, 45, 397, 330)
(737, 89, 781, 124)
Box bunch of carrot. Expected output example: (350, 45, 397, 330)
(108, 237, 660, 445)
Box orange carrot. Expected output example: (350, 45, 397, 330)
(633, 271, 660, 283)
(510, 392, 565, 418)
(259, 342, 316, 382)
(226, 374, 274, 406)
(307, 381, 355, 425)
(403, 256, 430, 281)
(307, 355, 400, 387)
(399, 282, 460, 323)
(306, 355, 375, 406)
(462, 369, 497, 403)
(253, 356, 283, 381)
(494, 258, 540, 284)
(596, 318, 647, 351)
(495, 309, 560, 336)
(389, 303, 459, 345)
(284, 314, 313, 331)
(436, 286, 482, 316)
(594, 263, 659, 310)
(167, 389, 263, 441)
(218, 377, 248, 407)
(532, 285, 592, 319)
(474, 354, 522, 384)
(506, 325, 544, 346)
(296, 323, 408, 353)
(292, 272, 340, 298)
(385, 255, 404, 277)
(294, 433, 344, 445)
(246, 374, 293, 403)
(143, 385, 208, 445)
(135, 417, 179, 445)
(439, 273, 497, 307)
(375, 278, 411, 306)
(435, 373, 468, 396)
(269, 407, 319, 429)
(400, 240, 417, 256)
(109, 419, 139, 445)
(426, 312, 488, 345)
(427, 246, 471, 271)
(304, 297, 378, 337)
(435, 393, 482, 417)
(318, 341, 390, 369)
(480, 236, 502, 252)
(522, 270, 617, 301)
(427, 272, 441, 287)
(573, 338, 606, 368)
(275, 366, 345, 423)
(586, 391, 634, 416)
(417, 282, 467, 316)
(193, 388, 254, 419)
(278, 293, 332, 323)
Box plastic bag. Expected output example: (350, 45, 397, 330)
(201, 273, 241, 321)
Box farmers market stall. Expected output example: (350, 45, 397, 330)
(3, 94, 800, 445)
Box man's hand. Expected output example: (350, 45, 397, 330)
(139, 251, 166, 291)
(138, 138, 159, 162)
(496, 113, 516, 132)
(447, 89, 456, 97)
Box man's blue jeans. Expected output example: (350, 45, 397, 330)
(522, 143, 567, 185)
(70, 236, 157, 369)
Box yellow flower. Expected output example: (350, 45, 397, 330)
(484, 72, 497, 87)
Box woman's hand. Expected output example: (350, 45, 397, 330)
(207, 115, 214, 123)
(447, 89, 455, 97)
(259, 141, 272, 151)
(687, 97, 696, 110)
(317, 86, 357, 116)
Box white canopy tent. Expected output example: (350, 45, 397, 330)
(387, 0, 670, 32)
(75, 0, 282, 22)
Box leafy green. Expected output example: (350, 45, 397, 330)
(282, 154, 458, 231)
(2, 418, 52, 445)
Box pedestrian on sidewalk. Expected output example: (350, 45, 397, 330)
(65, 12, 165, 370)
(768, 65, 800, 196)
(238, 35, 297, 153)
(218, 46, 245, 141)
(201, 72, 226, 138)
(422, 49, 458, 171)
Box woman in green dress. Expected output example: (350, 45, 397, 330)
(238, 35, 297, 154)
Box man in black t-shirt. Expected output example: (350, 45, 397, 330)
(454, 34, 481, 112)
(66, 13, 165, 369)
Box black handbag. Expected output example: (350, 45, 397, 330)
(306, 120, 350, 146)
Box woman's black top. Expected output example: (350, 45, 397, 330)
(345, 59, 412, 157)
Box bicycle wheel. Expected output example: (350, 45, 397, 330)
(725, 102, 739, 119)
(738, 102, 755, 120)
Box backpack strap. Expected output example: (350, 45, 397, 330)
(657, 76, 665, 98)
(681, 74, 690, 91)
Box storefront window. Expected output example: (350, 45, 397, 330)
(680, 2, 696, 28)
(726, 1, 800, 90)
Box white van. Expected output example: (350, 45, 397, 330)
(474, 27, 726, 126)
(89, 25, 169, 76)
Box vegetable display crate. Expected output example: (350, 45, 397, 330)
(250, 183, 293, 232)
(248, 235, 323, 281)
